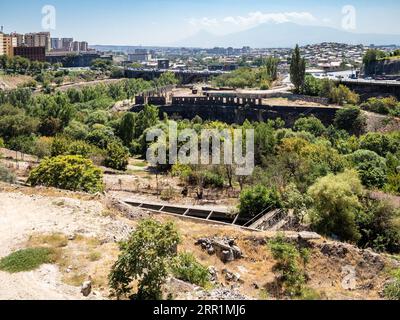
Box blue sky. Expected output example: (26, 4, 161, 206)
(0, 0, 399, 45)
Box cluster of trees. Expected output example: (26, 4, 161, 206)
(212, 57, 279, 89)
(300, 75, 360, 105)
(0, 74, 177, 180)
(151, 112, 399, 253)
(0, 55, 53, 76)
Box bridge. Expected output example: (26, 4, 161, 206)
(338, 79, 400, 100)
(124, 68, 227, 84)
(131, 95, 340, 127)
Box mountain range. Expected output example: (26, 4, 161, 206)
(173, 22, 400, 48)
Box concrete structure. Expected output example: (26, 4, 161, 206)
(339, 79, 400, 100)
(14, 46, 46, 61)
(45, 52, 103, 67)
(132, 95, 339, 127)
(125, 68, 222, 84)
(128, 52, 151, 62)
(24, 32, 51, 52)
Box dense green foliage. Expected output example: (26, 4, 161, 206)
(109, 219, 181, 300)
(28, 155, 104, 193)
(171, 253, 210, 288)
(212, 56, 279, 90)
(269, 235, 310, 297)
(239, 185, 281, 218)
(308, 170, 364, 242)
(360, 97, 400, 117)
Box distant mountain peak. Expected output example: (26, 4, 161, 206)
(173, 22, 400, 48)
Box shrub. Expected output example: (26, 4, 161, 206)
(0, 248, 55, 273)
(330, 85, 359, 105)
(269, 235, 310, 297)
(104, 140, 129, 171)
(160, 187, 177, 201)
(383, 269, 400, 300)
(109, 219, 181, 300)
(0, 164, 16, 183)
(357, 199, 400, 253)
(171, 253, 210, 288)
(239, 185, 281, 218)
(28, 155, 103, 193)
(203, 171, 224, 188)
(360, 97, 400, 116)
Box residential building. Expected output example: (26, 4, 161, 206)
(24, 32, 51, 52)
(51, 38, 62, 50)
(61, 38, 73, 51)
(10, 33, 24, 46)
(3, 35, 17, 57)
(0, 32, 4, 56)
(79, 41, 88, 52)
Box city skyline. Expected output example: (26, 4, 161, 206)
(1, 0, 400, 46)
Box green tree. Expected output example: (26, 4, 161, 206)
(334, 106, 366, 136)
(118, 113, 137, 146)
(347, 150, 387, 188)
(290, 45, 306, 93)
(308, 170, 363, 242)
(293, 116, 326, 137)
(109, 219, 181, 300)
(104, 140, 129, 171)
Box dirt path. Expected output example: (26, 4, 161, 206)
(0, 191, 132, 300)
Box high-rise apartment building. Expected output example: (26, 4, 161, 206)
(61, 38, 73, 51)
(24, 32, 51, 52)
(10, 33, 24, 46)
(79, 41, 88, 52)
(51, 38, 62, 50)
(0, 31, 17, 57)
(3, 35, 17, 57)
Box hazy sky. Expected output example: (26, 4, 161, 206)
(1, 0, 399, 45)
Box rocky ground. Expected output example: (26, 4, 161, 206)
(0, 183, 398, 300)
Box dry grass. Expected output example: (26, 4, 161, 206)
(25, 232, 119, 293)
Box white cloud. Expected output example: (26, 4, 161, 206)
(188, 11, 317, 29)
(187, 17, 220, 27)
